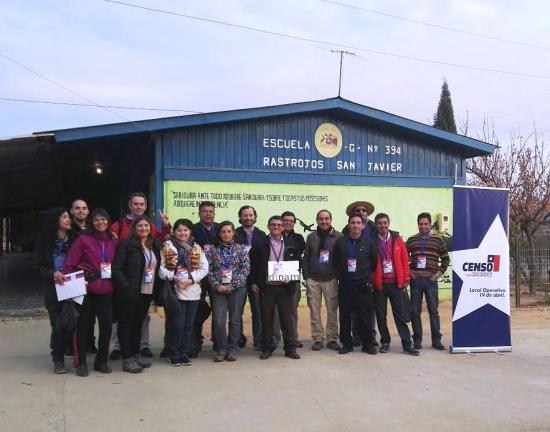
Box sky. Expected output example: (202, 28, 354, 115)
(1, 0, 549, 144)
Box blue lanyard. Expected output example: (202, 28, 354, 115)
(348, 238, 358, 258)
(144, 248, 153, 268)
(378, 235, 391, 261)
(269, 238, 284, 263)
(245, 229, 253, 246)
(420, 235, 428, 255)
(96, 238, 108, 262)
(217, 244, 235, 268)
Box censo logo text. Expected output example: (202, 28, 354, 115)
(462, 255, 501, 276)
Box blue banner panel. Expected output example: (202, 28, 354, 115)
(451, 186, 511, 352)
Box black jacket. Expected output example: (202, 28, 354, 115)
(283, 230, 305, 262)
(192, 222, 220, 248)
(234, 226, 267, 246)
(334, 233, 378, 282)
(112, 236, 162, 303)
(249, 235, 301, 291)
(33, 231, 79, 309)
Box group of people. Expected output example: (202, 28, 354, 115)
(34, 193, 449, 376)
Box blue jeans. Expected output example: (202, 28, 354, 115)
(212, 288, 247, 354)
(410, 277, 441, 344)
(166, 300, 199, 361)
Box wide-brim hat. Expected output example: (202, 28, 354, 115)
(346, 201, 375, 217)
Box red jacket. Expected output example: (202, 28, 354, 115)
(373, 231, 410, 290)
(112, 215, 170, 242)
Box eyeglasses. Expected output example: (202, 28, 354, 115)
(355, 208, 368, 213)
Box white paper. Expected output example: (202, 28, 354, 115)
(72, 295, 85, 305)
(267, 260, 300, 282)
(55, 270, 87, 301)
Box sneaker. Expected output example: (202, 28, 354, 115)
(327, 341, 341, 351)
(379, 344, 390, 353)
(362, 346, 378, 355)
(134, 354, 152, 368)
(414, 341, 423, 350)
(93, 362, 112, 374)
(311, 341, 323, 351)
(109, 349, 121, 361)
(225, 353, 237, 362)
(140, 348, 154, 358)
(214, 352, 226, 362)
(432, 342, 445, 350)
(76, 364, 88, 377)
(123, 358, 143, 373)
(168, 358, 181, 367)
(54, 360, 68, 374)
(238, 334, 247, 348)
(179, 356, 192, 366)
(338, 346, 353, 355)
(284, 350, 301, 359)
(404, 346, 420, 356)
(159, 347, 168, 358)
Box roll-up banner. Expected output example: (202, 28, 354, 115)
(451, 186, 511, 353)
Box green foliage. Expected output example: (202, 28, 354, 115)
(433, 80, 457, 134)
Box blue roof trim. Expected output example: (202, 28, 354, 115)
(48, 97, 494, 157)
(164, 167, 463, 188)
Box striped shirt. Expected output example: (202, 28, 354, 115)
(406, 233, 450, 278)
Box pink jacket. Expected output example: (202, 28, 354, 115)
(64, 232, 118, 295)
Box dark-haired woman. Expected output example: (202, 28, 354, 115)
(112, 215, 162, 373)
(64, 208, 117, 376)
(159, 219, 209, 366)
(34, 207, 79, 374)
(206, 221, 250, 362)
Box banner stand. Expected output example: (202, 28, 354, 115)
(450, 186, 511, 354)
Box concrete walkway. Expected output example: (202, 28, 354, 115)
(1, 308, 550, 432)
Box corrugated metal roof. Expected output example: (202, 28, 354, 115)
(43, 97, 494, 157)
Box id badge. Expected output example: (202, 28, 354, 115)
(382, 260, 393, 274)
(347, 258, 357, 273)
(319, 250, 329, 264)
(203, 244, 214, 252)
(175, 265, 189, 281)
(100, 262, 112, 279)
(221, 268, 233, 284)
(144, 267, 154, 283)
(417, 256, 427, 269)
(272, 262, 283, 277)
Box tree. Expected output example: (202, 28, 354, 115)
(433, 80, 457, 133)
(466, 121, 550, 293)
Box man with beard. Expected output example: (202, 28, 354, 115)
(303, 210, 342, 351)
(234, 205, 274, 350)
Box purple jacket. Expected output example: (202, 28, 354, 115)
(64, 232, 117, 295)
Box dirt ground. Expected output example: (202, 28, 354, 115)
(1, 300, 549, 432)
